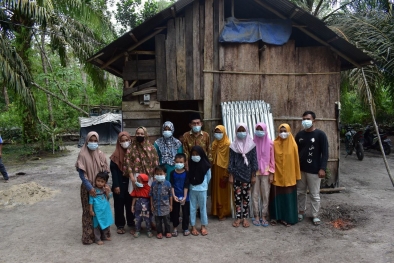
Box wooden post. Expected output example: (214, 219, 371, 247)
(204, 0, 214, 135)
(124, 53, 129, 95)
(193, 0, 201, 100)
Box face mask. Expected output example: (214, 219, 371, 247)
(175, 163, 184, 170)
(302, 120, 313, 129)
(237, 132, 247, 139)
(214, 133, 223, 140)
(163, 130, 173, 138)
(120, 141, 130, 149)
(155, 175, 165, 182)
(192, 125, 201, 133)
(255, 131, 265, 137)
(279, 132, 289, 139)
(136, 136, 144, 143)
(87, 142, 98, 151)
(135, 182, 143, 188)
(191, 156, 201, 162)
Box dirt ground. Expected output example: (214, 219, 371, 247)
(0, 144, 394, 263)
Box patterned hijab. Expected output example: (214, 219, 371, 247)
(75, 131, 109, 183)
(155, 121, 182, 166)
(253, 123, 273, 174)
(230, 123, 256, 166)
(211, 125, 230, 169)
(123, 127, 159, 177)
(109, 131, 131, 172)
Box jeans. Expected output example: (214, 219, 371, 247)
(0, 157, 9, 180)
(297, 172, 321, 217)
(189, 190, 208, 226)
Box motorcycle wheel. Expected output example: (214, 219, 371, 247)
(356, 143, 364, 161)
(383, 144, 391, 155)
(345, 139, 353, 155)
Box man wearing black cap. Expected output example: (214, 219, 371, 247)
(182, 113, 213, 163)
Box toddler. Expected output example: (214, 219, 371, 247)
(131, 173, 152, 238)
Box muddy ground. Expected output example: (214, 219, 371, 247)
(0, 144, 393, 263)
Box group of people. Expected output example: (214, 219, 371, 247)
(76, 110, 329, 245)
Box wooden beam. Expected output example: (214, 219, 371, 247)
(132, 88, 157, 96)
(101, 28, 165, 70)
(289, 8, 299, 19)
(129, 33, 138, 42)
(87, 52, 104, 62)
(129, 80, 138, 89)
(124, 80, 157, 97)
(253, 0, 362, 68)
(94, 59, 122, 76)
(203, 70, 340, 75)
(129, 51, 155, 55)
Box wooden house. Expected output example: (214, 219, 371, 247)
(88, 0, 372, 187)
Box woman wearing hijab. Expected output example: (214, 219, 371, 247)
(188, 145, 212, 236)
(109, 131, 134, 235)
(76, 131, 110, 244)
(124, 126, 159, 191)
(211, 125, 232, 221)
(228, 123, 259, 228)
(252, 122, 275, 227)
(270, 124, 301, 226)
(154, 121, 183, 181)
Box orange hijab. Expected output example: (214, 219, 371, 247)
(211, 125, 230, 169)
(273, 123, 301, 187)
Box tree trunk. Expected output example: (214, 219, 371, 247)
(2, 84, 9, 111)
(40, 31, 55, 127)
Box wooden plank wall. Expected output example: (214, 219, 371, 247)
(220, 40, 341, 185)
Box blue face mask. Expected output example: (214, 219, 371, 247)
(214, 133, 223, 140)
(87, 142, 98, 151)
(255, 130, 265, 137)
(192, 125, 201, 133)
(191, 156, 201, 162)
(135, 182, 143, 188)
(237, 132, 247, 139)
(302, 120, 313, 129)
(175, 163, 184, 170)
(155, 175, 166, 182)
(163, 130, 173, 138)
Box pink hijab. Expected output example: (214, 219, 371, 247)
(230, 123, 256, 166)
(253, 122, 273, 174)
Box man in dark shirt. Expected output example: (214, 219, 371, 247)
(295, 111, 328, 225)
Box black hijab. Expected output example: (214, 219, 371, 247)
(188, 145, 211, 185)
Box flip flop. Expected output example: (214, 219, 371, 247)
(183, 230, 191, 236)
(298, 214, 305, 222)
(200, 228, 208, 236)
(261, 220, 269, 227)
(156, 233, 163, 239)
(270, 219, 277, 226)
(166, 233, 172, 238)
(117, 228, 125, 234)
(252, 218, 261, 226)
(171, 230, 178, 237)
(191, 229, 200, 236)
(232, 219, 241, 227)
(133, 231, 140, 238)
(313, 217, 321, 225)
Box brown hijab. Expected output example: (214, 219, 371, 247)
(75, 131, 109, 183)
(109, 131, 131, 172)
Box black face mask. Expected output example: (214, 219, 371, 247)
(136, 136, 145, 143)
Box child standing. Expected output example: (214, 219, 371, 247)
(131, 173, 152, 238)
(170, 153, 190, 237)
(150, 165, 173, 239)
(252, 122, 275, 227)
(188, 146, 211, 236)
(89, 172, 114, 245)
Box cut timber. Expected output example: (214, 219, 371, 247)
(176, 16, 186, 100)
(123, 80, 156, 97)
(185, 5, 194, 100)
(166, 19, 177, 101)
(192, 0, 201, 100)
(132, 88, 157, 96)
(155, 34, 167, 101)
(130, 51, 155, 55)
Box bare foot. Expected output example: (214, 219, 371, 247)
(103, 237, 111, 241)
(96, 241, 104, 245)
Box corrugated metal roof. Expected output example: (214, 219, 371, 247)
(89, 0, 373, 75)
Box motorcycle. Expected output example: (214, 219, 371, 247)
(363, 125, 392, 155)
(344, 125, 364, 160)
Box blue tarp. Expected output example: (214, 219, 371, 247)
(219, 18, 292, 45)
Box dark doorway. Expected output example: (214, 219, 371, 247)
(160, 101, 200, 139)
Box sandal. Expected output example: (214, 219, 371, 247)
(184, 230, 191, 236)
(117, 228, 125, 234)
(280, 220, 291, 227)
(133, 231, 140, 238)
(191, 228, 200, 236)
(261, 220, 269, 227)
(200, 228, 208, 236)
(252, 218, 260, 226)
(270, 219, 277, 226)
(166, 233, 172, 238)
(298, 213, 305, 222)
(232, 219, 241, 227)
(242, 219, 250, 228)
(171, 230, 178, 237)
(147, 231, 153, 238)
(129, 229, 135, 235)
(156, 233, 163, 239)
(313, 217, 321, 225)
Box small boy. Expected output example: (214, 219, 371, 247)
(0, 135, 9, 183)
(170, 153, 190, 236)
(150, 165, 173, 239)
(131, 173, 152, 238)
(89, 172, 113, 245)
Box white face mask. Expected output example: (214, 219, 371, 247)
(163, 130, 173, 138)
(302, 120, 313, 129)
(155, 175, 165, 182)
(120, 141, 130, 149)
(214, 133, 223, 140)
(255, 130, 265, 137)
(279, 132, 289, 139)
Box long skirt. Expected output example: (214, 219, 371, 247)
(210, 165, 232, 219)
(81, 184, 111, 244)
(269, 184, 298, 225)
